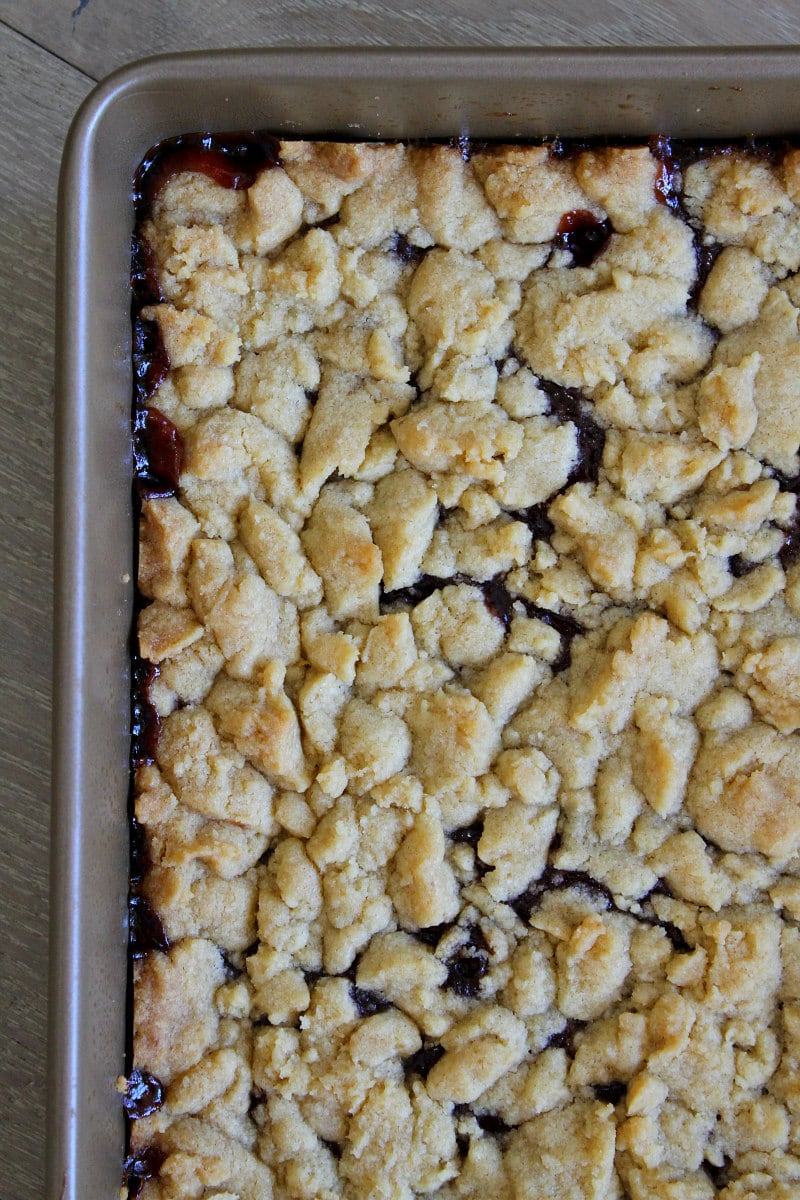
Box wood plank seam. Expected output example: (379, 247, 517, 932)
(0, 14, 98, 81)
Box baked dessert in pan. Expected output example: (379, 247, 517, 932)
(125, 133, 800, 1199)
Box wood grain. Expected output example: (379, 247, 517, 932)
(0, 22, 92, 1200)
(2, 0, 800, 84)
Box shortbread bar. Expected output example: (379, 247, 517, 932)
(126, 135, 800, 1200)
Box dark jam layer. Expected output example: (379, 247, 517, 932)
(508, 865, 617, 924)
(389, 230, 428, 267)
(129, 894, 170, 959)
(131, 658, 161, 766)
(133, 406, 184, 495)
(133, 130, 281, 221)
(775, 469, 800, 568)
(403, 1041, 446, 1080)
(123, 1069, 165, 1119)
(131, 233, 164, 307)
(132, 317, 170, 407)
(123, 1146, 166, 1199)
(593, 1081, 627, 1105)
(556, 209, 613, 268)
(780, 518, 800, 568)
(350, 985, 393, 1017)
(546, 1017, 587, 1057)
(538, 377, 606, 486)
(510, 501, 555, 542)
(702, 1157, 734, 1190)
(443, 925, 491, 998)
(650, 133, 685, 216)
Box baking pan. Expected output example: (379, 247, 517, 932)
(52, 45, 800, 1200)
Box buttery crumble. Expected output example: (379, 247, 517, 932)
(127, 137, 800, 1200)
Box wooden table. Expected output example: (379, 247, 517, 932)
(2, 3, 799, 1195)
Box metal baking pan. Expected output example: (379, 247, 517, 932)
(52, 45, 800, 1200)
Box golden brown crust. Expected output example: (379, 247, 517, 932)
(130, 139, 800, 1200)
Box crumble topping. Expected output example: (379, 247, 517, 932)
(129, 137, 800, 1200)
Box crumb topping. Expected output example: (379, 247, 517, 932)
(130, 138, 800, 1200)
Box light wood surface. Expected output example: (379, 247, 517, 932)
(0, 24, 92, 1200)
(1, 4, 799, 1197)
